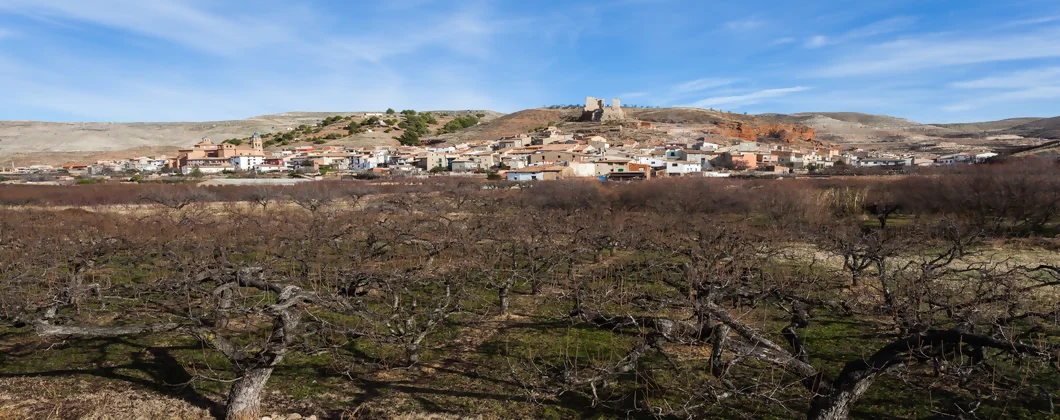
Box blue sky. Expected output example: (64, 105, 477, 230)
(1, 0, 1060, 123)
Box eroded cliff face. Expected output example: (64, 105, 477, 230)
(713, 121, 815, 143)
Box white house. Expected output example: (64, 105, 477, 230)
(859, 157, 912, 167)
(350, 150, 389, 170)
(253, 164, 289, 173)
(974, 152, 998, 163)
(231, 155, 266, 171)
(451, 159, 479, 172)
(636, 157, 668, 167)
(568, 162, 597, 177)
(665, 161, 702, 176)
(694, 141, 720, 151)
(505, 166, 572, 181)
(935, 154, 971, 165)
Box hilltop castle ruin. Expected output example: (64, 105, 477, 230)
(581, 96, 625, 122)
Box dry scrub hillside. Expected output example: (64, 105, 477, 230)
(934, 117, 1043, 133)
(1006, 116, 1060, 139)
(437, 108, 579, 142)
(440, 107, 819, 146)
(0, 110, 502, 166)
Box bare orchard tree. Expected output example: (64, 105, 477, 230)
(524, 217, 1059, 419)
(246, 185, 284, 212)
(0, 207, 369, 420)
(140, 185, 216, 210)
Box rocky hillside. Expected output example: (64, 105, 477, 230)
(629, 108, 816, 143)
(763, 112, 959, 143)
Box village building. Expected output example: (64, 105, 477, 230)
(504, 166, 573, 181)
(722, 152, 759, 170)
(178, 135, 264, 174)
(450, 159, 479, 172)
(664, 161, 702, 176)
(859, 157, 913, 167)
(592, 159, 632, 177)
(231, 155, 266, 171)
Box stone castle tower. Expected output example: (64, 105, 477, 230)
(581, 96, 625, 122)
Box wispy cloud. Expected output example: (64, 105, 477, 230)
(672, 78, 737, 93)
(0, 28, 13, 39)
(772, 37, 795, 45)
(0, 0, 498, 63)
(688, 86, 810, 108)
(944, 67, 1060, 112)
(814, 27, 1060, 77)
(844, 16, 916, 39)
(805, 16, 916, 49)
(943, 86, 1060, 112)
(950, 67, 1060, 89)
(0, 0, 515, 120)
(324, 8, 501, 62)
(805, 35, 829, 48)
(0, 0, 294, 57)
(998, 15, 1060, 28)
(724, 17, 764, 31)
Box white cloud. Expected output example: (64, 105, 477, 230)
(688, 86, 810, 108)
(772, 37, 795, 45)
(725, 18, 764, 31)
(814, 27, 1060, 77)
(805, 35, 829, 48)
(672, 78, 737, 93)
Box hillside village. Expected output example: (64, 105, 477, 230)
(3, 97, 1014, 184)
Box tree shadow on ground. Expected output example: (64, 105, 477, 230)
(0, 334, 223, 418)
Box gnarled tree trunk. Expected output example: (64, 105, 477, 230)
(806, 370, 886, 420)
(226, 366, 275, 420)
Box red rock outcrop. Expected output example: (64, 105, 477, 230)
(713, 121, 815, 143)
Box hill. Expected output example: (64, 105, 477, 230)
(0, 110, 502, 165)
(437, 108, 579, 142)
(933, 118, 1043, 133)
(1004, 116, 1060, 139)
(439, 107, 818, 146)
(2, 104, 1055, 166)
(1008, 140, 1060, 158)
